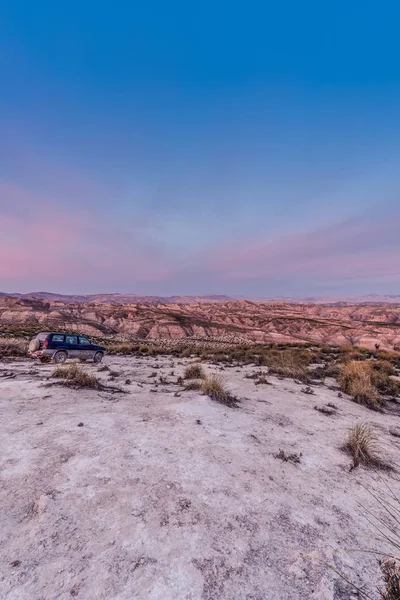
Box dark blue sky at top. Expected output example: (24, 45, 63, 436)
(0, 0, 399, 295)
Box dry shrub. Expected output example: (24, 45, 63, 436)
(180, 348, 192, 358)
(0, 337, 27, 357)
(138, 344, 151, 353)
(339, 346, 370, 362)
(201, 374, 237, 407)
(375, 349, 400, 369)
(254, 374, 271, 385)
(372, 360, 397, 376)
(339, 361, 383, 409)
(184, 364, 205, 380)
(343, 422, 382, 469)
(50, 363, 101, 389)
(371, 370, 400, 398)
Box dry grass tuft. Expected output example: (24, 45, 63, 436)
(343, 422, 383, 469)
(184, 364, 205, 380)
(339, 361, 383, 409)
(201, 374, 238, 407)
(50, 363, 101, 389)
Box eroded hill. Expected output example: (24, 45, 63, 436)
(1, 295, 400, 349)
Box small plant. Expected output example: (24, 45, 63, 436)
(201, 375, 237, 407)
(50, 364, 101, 389)
(184, 364, 205, 380)
(275, 449, 302, 464)
(301, 386, 315, 395)
(343, 422, 383, 469)
(314, 405, 335, 415)
(255, 374, 271, 385)
(97, 364, 110, 372)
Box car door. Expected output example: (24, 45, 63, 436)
(78, 336, 95, 360)
(65, 334, 80, 358)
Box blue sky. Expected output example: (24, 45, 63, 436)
(0, 0, 399, 296)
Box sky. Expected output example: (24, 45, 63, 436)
(0, 0, 399, 297)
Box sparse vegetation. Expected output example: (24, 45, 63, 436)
(50, 364, 101, 389)
(184, 364, 205, 380)
(343, 422, 383, 469)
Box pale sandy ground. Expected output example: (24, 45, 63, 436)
(1, 355, 400, 600)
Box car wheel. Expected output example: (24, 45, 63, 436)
(54, 351, 67, 364)
(93, 352, 103, 364)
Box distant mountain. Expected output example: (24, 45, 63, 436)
(1, 291, 400, 305)
(260, 295, 400, 305)
(0, 292, 233, 304)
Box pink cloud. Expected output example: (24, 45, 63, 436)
(200, 209, 400, 283)
(0, 179, 173, 287)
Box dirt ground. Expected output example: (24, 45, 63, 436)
(1, 355, 399, 600)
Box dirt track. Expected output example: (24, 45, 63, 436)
(1, 356, 399, 599)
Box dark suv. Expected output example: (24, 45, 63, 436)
(28, 332, 107, 364)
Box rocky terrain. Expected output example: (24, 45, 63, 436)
(1, 295, 400, 350)
(1, 353, 400, 599)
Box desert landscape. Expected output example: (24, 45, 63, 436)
(1, 332, 400, 599)
(2, 2, 400, 597)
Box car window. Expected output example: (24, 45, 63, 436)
(52, 334, 65, 342)
(65, 335, 78, 345)
(79, 337, 90, 345)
